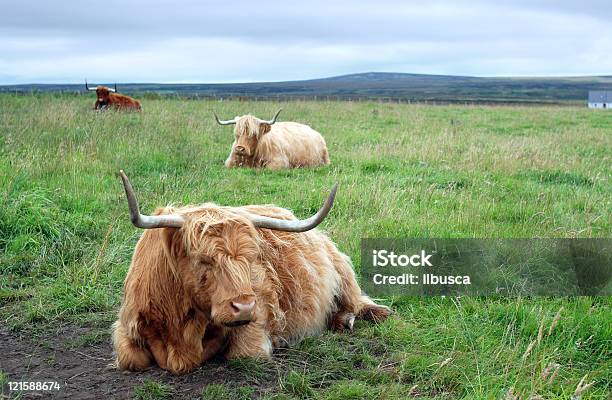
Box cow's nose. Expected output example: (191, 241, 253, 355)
(230, 300, 255, 321)
(234, 146, 246, 155)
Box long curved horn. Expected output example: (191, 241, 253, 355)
(119, 170, 185, 229)
(262, 109, 282, 125)
(85, 79, 96, 91)
(108, 83, 117, 93)
(249, 183, 338, 232)
(214, 112, 238, 125)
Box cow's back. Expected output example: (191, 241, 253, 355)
(109, 93, 142, 111)
(258, 122, 329, 167)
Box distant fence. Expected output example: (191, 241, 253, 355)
(0, 88, 577, 107)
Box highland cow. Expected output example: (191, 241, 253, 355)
(86, 81, 141, 111)
(216, 110, 330, 169)
(112, 171, 390, 374)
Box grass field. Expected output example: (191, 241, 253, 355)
(0, 94, 610, 399)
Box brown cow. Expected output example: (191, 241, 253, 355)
(86, 81, 141, 111)
(216, 110, 330, 169)
(112, 171, 390, 374)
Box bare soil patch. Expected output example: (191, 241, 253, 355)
(0, 323, 275, 399)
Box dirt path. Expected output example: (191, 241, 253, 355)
(0, 324, 274, 399)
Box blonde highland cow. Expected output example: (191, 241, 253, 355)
(112, 171, 390, 375)
(216, 109, 331, 169)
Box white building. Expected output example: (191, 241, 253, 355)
(588, 91, 612, 109)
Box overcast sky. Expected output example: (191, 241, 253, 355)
(1, 0, 611, 84)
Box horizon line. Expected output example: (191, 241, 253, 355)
(2, 71, 612, 86)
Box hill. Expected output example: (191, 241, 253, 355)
(2, 72, 612, 103)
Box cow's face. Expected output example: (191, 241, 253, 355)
(231, 132, 259, 158)
(181, 215, 260, 327)
(96, 87, 111, 103)
(229, 116, 271, 158)
(206, 257, 258, 327)
(119, 170, 334, 328)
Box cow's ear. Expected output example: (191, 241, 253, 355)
(259, 123, 271, 136)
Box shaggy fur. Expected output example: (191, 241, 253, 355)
(113, 203, 390, 374)
(225, 115, 330, 169)
(93, 86, 142, 111)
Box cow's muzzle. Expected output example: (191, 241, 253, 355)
(231, 299, 254, 317)
(220, 299, 255, 327)
(211, 296, 256, 327)
(234, 146, 248, 156)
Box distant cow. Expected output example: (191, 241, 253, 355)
(86, 81, 141, 111)
(113, 171, 390, 374)
(216, 110, 330, 169)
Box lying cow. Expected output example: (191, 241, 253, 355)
(216, 110, 330, 169)
(86, 81, 141, 111)
(113, 171, 390, 374)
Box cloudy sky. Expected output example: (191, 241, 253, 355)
(1, 0, 611, 84)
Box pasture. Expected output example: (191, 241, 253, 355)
(0, 94, 610, 399)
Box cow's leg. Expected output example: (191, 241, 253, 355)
(165, 314, 207, 374)
(330, 311, 356, 332)
(146, 335, 169, 370)
(357, 301, 392, 323)
(331, 250, 392, 324)
(134, 322, 170, 370)
(112, 320, 153, 371)
(225, 323, 272, 359)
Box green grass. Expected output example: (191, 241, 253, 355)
(201, 384, 255, 400)
(0, 371, 8, 389)
(0, 94, 610, 399)
(133, 380, 173, 400)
